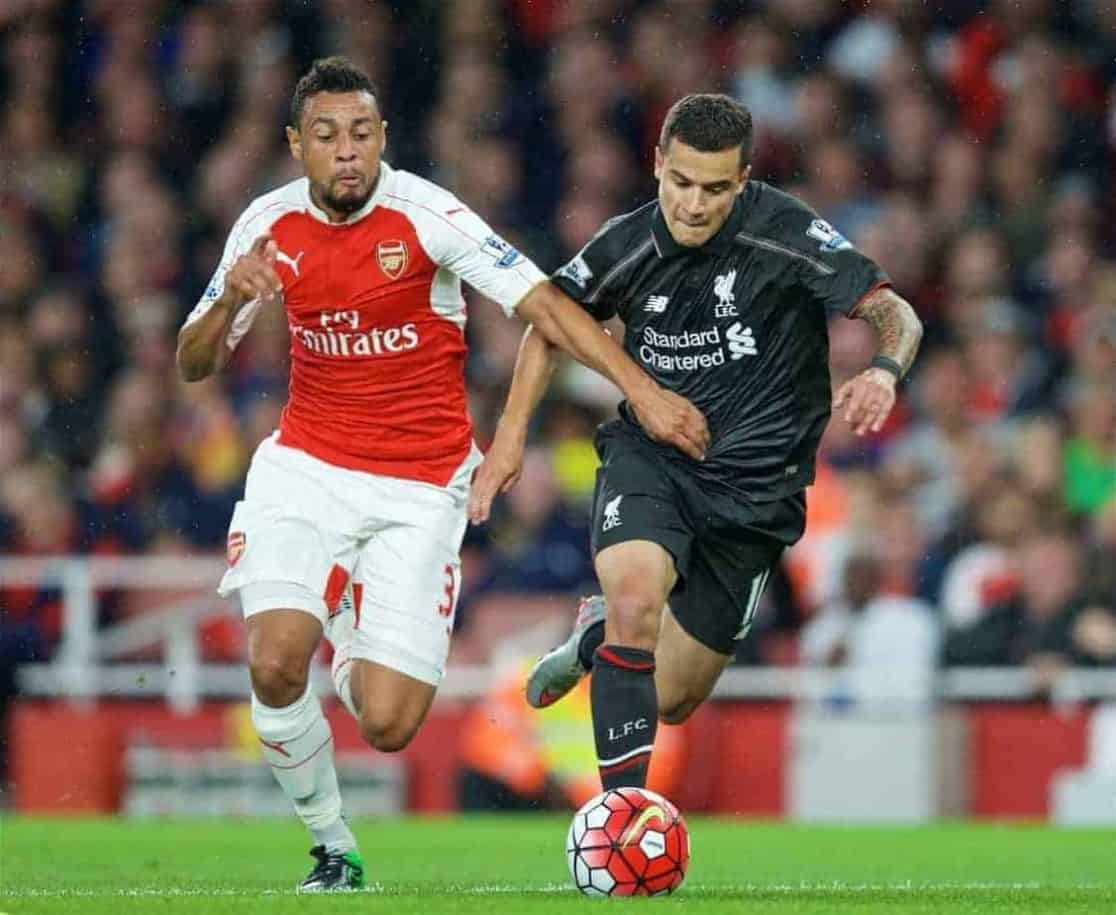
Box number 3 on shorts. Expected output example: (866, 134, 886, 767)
(735, 568, 771, 640)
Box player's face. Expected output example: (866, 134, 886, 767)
(287, 91, 386, 220)
(654, 139, 749, 247)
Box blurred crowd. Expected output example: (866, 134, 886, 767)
(1, 0, 1114, 687)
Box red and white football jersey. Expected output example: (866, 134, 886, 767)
(184, 163, 546, 486)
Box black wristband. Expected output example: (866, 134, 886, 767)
(870, 355, 904, 380)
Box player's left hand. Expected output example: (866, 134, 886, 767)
(468, 430, 525, 524)
(833, 367, 897, 436)
(629, 387, 710, 461)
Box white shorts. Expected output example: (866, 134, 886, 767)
(219, 434, 480, 686)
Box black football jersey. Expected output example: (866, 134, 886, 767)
(552, 180, 889, 506)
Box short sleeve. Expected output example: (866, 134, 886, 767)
(780, 213, 891, 317)
(550, 218, 629, 322)
(182, 208, 271, 351)
(418, 201, 547, 316)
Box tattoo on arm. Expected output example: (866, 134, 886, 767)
(850, 287, 923, 376)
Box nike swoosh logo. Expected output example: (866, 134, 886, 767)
(620, 804, 666, 847)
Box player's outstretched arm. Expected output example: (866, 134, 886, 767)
(176, 236, 282, 382)
(469, 325, 558, 523)
(834, 286, 924, 435)
(516, 281, 710, 456)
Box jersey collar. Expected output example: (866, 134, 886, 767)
(302, 161, 393, 225)
(651, 191, 746, 259)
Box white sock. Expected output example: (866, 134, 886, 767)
(314, 817, 358, 856)
(252, 685, 357, 853)
(331, 643, 359, 719)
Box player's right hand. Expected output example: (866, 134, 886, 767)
(224, 235, 284, 308)
(468, 429, 525, 524)
(630, 388, 710, 462)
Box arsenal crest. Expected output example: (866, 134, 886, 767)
(227, 531, 246, 566)
(377, 240, 408, 279)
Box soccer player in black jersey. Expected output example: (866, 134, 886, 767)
(469, 94, 923, 791)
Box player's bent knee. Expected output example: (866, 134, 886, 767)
(658, 698, 698, 725)
(606, 593, 661, 646)
(360, 723, 414, 753)
(358, 707, 418, 753)
(657, 684, 701, 724)
(249, 655, 309, 708)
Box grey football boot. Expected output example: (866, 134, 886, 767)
(525, 595, 607, 708)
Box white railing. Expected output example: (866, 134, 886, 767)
(2, 556, 225, 711)
(4, 556, 1116, 710)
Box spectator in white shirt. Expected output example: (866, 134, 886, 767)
(801, 552, 940, 704)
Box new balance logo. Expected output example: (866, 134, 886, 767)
(275, 248, 304, 277)
(602, 495, 623, 532)
(714, 269, 738, 317)
(726, 321, 757, 359)
(644, 294, 670, 313)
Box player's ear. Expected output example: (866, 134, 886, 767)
(287, 125, 303, 162)
(738, 164, 751, 192)
(654, 144, 664, 180)
(380, 119, 388, 147)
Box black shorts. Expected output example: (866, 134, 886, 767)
(590, 427, 802, 655)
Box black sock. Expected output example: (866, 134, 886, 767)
(577, 620, 605, 670)
(590, 644, 657, 791)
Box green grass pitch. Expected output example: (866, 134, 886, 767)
(1, 817, 1113, 914)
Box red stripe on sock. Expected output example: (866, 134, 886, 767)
(268, 735, 333, 770)
(258, 737, 291, 758)
(596, 646, 655, 672)
(257, 718, 319, 760)
(599, 751, 652, 776)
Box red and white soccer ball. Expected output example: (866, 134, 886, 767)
(566, 787, 690, 897)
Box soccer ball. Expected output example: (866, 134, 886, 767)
(566, 787, 690, 896)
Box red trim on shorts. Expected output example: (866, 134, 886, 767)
(596, 646, 655, 672)
(352, 582, 364, 629)
(324, 564, 349, 615)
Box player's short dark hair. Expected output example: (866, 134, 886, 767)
(290, 56, 379, 128)
(659, 94, 753, 168)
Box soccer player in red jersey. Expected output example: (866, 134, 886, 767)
(176, 58, 707, 892)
